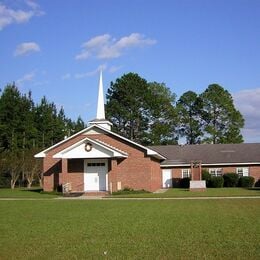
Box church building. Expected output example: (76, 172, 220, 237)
(35, 72, 260, 193)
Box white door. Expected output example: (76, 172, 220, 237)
(162, 169, 172, 188)
(84, 160, 108, 191)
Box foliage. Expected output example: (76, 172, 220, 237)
(210, 176, 224, 188)
(238, 176, 255, 188)
(106, 73, 177, 145)
(180, 177, 190, 188)
(255, 179, 260, 187)
(200, 84, 244, 144)
(202, 169, 211, 187)
(0, 83, 85, 187)
(176, 91, 203, 144)
(112, 187, 150, 195)
(223, 173, 239, 187)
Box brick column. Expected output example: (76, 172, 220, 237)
(61, 159, 68, 184)
(108, 159, 117, 192)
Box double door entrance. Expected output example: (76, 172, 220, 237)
(84, 159, 108, 191)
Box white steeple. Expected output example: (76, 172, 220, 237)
(96, 70, 105, 119)
(88, 70, 112, 130)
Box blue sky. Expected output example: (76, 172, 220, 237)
(1, 0, 260, 142)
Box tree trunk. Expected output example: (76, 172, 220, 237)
(27, 181, 32, 189)
(11, 179, 16, 189)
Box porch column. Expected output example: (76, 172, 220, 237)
(108, 159, 118, 192)
(61, 158, 68, 184)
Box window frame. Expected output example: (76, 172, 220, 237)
(236, 167, 249, 177)
(182, 169, 191, 178)
(209, 168, 223, 177)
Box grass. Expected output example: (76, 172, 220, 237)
(0, 199, 259, 259)
(0, 187, 59, 198)
(111, 187, 260, 198)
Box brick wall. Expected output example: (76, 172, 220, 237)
(43, 134, 87, 191)
(42, 130, 162, 192)
(88, 133, 162, 192)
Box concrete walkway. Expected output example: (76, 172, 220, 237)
(1, 196, 260, 201)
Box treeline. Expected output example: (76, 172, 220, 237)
(0, 83, 85, 188)
(0, 73, 245, 188)
(106, 73, 244, 145)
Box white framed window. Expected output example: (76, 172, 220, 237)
(209, 168, 222, 176)
(236, 167, 249, 177)
(182, 169, 191, 178)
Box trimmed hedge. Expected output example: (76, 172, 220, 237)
(238, 176, 255, 188)
(180, 177, 190, 188)
(255, 179, 260, 187)
(112, 187, 151, 195)
(223, 173, 239, 187)
(210, 176, 224, 188)
(202, 170, 211, 187)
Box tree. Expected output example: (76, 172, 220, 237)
(106, 73, 177, 145)
(176, 91, 203, 144)
(3, 150, 23, 189)
(106, 73, 149, 143)
(23, 149, 42, 188)
(200, 84, 244, 144)
(144, 82, 177, 145)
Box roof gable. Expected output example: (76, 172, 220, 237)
(53, 137, 128, 159)
(35, 124, 165, 160)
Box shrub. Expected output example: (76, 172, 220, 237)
(112, 187, 151, 195)
(210, 176, 224, 188)
(255, 179, 260, 187)
(172, 178, 181, 188)
(223, 173, 239, 187)
(202, 170, 211, 187)
(180, 177, 190, 188)
(238, 176, 255, 188)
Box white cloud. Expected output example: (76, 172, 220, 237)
(233, 88, 260, 142)
(108, 65, 122, 73)
(75, 33, 156, 60)
(75, 64, 107, 79)
(61, 73, 71, 80)
(16, 72, 35, 85)
(0, 1, 44, 30)
(14, 42, 40, 56)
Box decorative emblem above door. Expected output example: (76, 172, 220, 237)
(85, 142, 92, 152)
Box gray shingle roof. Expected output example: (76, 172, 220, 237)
(149, 143, 260, 166)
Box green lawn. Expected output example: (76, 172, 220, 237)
(0, 187, 59, 198)
(0, 199, 259, 259)
(112, 187, 260, 198)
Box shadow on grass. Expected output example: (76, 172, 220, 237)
(20, 188, 43, 193)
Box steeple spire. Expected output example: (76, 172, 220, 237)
(96, 70, 105, 119)
(88, 70, 113, 130)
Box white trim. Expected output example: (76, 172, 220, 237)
(161, 162, 260, 167)
(53, 137, 128, 159)
(94, 125, 166, 160)
(181, 169, 191, 178)
(236, 167, 249, 177)
(35, 124, 165, 160)
(34, 126, 94, 158)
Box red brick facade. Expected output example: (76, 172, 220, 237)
(42, 131, 162, 192)
(163, 165, 260, 186)
(42, 127, 260, 193)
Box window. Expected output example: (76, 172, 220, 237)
(87, 162, 105, 167)
(182, 169, 191, 178)
(236, 167, 249, 177)
(209, 168, 222, 176)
